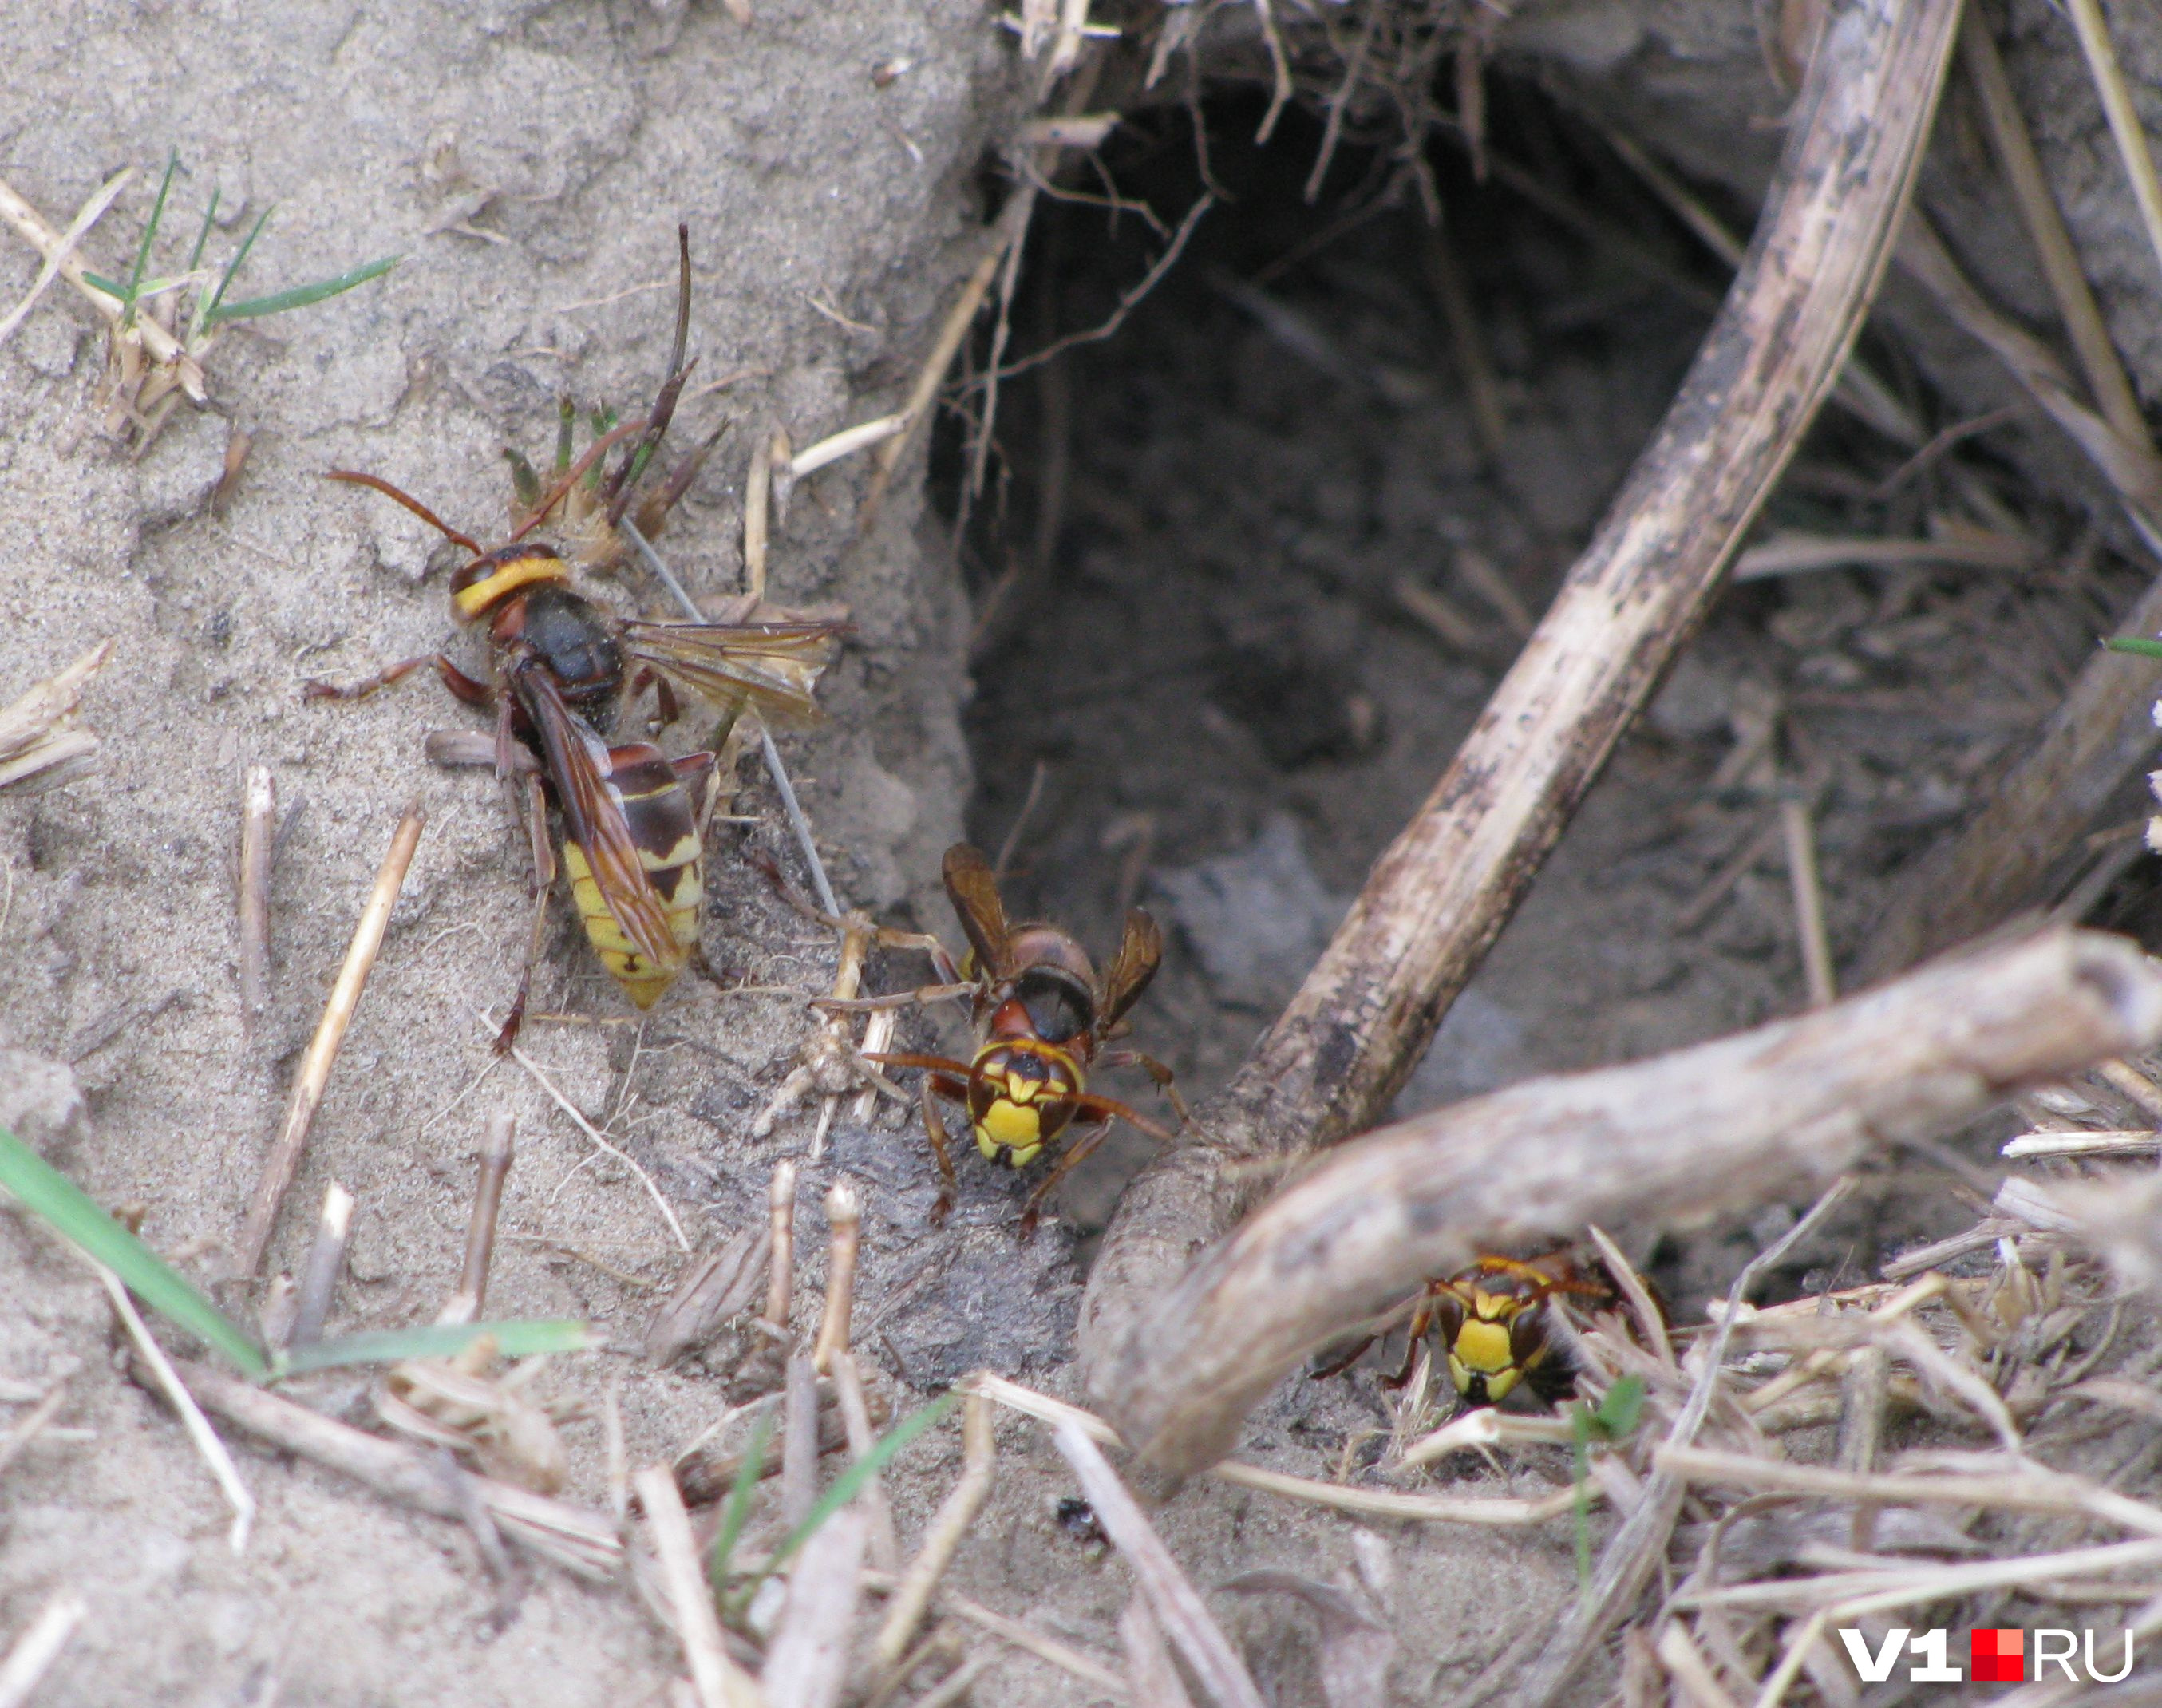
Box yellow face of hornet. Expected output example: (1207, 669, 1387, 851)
(965, 1040, 1084, 1167)
(1433, 1270, 1560, 1406)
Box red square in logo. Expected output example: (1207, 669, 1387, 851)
(1971, 1629, 2024, 1682)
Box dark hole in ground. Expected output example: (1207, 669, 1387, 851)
(910, 78, 2152, 1309)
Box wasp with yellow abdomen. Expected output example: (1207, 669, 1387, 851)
(1318, 1251, 1626, 1407)
(847, 844, 1185, 1235)
(309, 230, 840, 1046)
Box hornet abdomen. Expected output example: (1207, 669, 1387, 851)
(561, 744, 712, 1007)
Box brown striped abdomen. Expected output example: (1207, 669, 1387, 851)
(562, 744, 706, 1008)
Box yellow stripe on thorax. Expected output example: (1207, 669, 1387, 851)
(453, 553, 570, 620)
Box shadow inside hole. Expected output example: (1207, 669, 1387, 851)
(923, 82, 1741, 1238)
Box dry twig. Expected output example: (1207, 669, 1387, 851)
(439, 1113, 515, 1326)
(729, 1159, 800, 1394)
(863, 1572, 1128, 1698)
(0, 167, 128, 349)
(1053, 1420, 1265, 1708)
(1778, 796, 1836, 1010)
(235, 801, 423, 1275)
(1962, 10, 2148, 445)
(829, 1351, 900, 1572)
(1895, 214, 2162, 539)
(1089, 927, 2162, 1474)
(873, 1391, 994, 1676)
(0, 640, 113, 797)
(102, 1270, 255, 1552)
(635, 1465, 765, 1708)
(763, 1506, 868, 1708)
(860, 200, 1028, 526)
(781, 1354, 820, 1530)
(2065, 0, 2162, 297)
(236, 765, 275, 1030)
(1119, 1596, 1194, 1708)
(0, 172, 181, 364)
(811, 1178, 860, 1373)
(1656, 1445, 2162, 1536)
(163, 1358, 619, 1576)
(976, 1370, 1595, 1526)
(765, 1159, 798, 1334)
(287, 1180, 354, 1348)
(1732, 528, 2037, 579)
(0, 1591, 86, 1708)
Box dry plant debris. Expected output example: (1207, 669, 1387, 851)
(1094, 925, 2162, 1473)
(0, 154, 395, 445)
(234, 801, 425, 1276)
(378, 1338, 572, 1495)
(0, 641, 113, 797)
(0, 1591, 86, 1708)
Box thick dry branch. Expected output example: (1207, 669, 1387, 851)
(1078, 0, 1966, 1413)
(1090, 927, 2162, 1474)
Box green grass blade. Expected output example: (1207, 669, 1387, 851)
(505, 447, 542, 510)
(121, 151, 181, 326)
(81, 270, 126, 301)
(708, 1412, 776, 1591)
(1592, 1374, 1646, 1441)
(0, 1125, 268, 1378)
(732, 1390, 960, 1610)
(555, 395, 575, 475)
(1570, 1376, 1646, 1591)
(2105, 635, 2162, 660)
(275, 1319, 592, 1376)
(204, 253, 400, 326)
(115, 275, 192, 303)
(585, 407, 619, 488)
(185, 188, 221, 275)
(200, 205, 271, 326)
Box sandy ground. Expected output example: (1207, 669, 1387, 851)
(0, 2, 1011, 1700)
(6, 2, 2162, 1704)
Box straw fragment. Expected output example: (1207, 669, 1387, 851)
(236, 801, 423, 1275)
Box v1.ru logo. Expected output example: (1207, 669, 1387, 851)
(1970, 1630, 2024, 1682)
(1838, 1626, 2134, 1683)
(1980, 1634, 2023, 1686)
